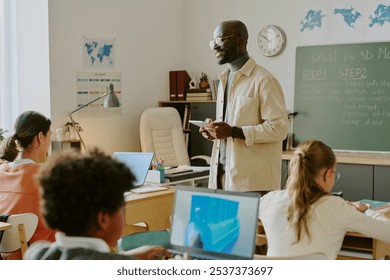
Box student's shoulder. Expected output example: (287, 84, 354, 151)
(261, 189, 289, 205)
(24, 240, 51, 259)
(315, 194, 354, 215)
(65, 248, 138, 260)
(25, 242, 137, 260)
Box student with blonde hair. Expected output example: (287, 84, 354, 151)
(259, 140, 390, 259)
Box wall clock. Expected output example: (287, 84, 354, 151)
(256, 25, 286, 57)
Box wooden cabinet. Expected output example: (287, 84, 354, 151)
(332, 163, 373, 201)
(159, 100, 216, 158)
(374, 166, 390, 201)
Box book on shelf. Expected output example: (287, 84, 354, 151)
(186, 88, 211, 93)
(186, 92, 211, 97)
(186, 96, 212, 101)
(360, 199, 390, 213)
(185, 88, 212, 100)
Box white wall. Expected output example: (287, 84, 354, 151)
(49, 0, 185, 154)
(48, 0, 390, 153)
(183, 0, 390, 114)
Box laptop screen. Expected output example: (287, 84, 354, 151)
(169, 187, 260, 260)
(112, 152, 154, 187)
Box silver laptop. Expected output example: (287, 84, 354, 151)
(169, 186, 260, 260)
(112, 152, 154, 187)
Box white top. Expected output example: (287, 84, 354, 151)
(24, 231, 110, 259)
(8, 158, 35, 167)
(259, 189, 390, 259)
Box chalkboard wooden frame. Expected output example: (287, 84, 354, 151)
(293, 42, 390, 152)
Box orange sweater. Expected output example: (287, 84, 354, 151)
(0, 162, 56, 259)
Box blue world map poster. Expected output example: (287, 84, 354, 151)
(83, 37, 116, 69)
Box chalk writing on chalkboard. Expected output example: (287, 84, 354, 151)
(293, 42, 390, 152)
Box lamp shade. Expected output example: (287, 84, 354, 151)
(104, 83, 120, 107)
(67, 83, 120, 150)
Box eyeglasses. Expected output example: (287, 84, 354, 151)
(209, 34, 240, 50)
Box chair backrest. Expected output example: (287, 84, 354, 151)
(0, 213, 38, 257)
(139, 107, 190, 167)
(254, 252, 328, 260)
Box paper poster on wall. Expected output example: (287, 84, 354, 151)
(83, 37, 116, 69)
(298, 2, 328, 44)
(76, 71, 122, 116)
(298, 1, 390, 43)
(364, 1, 390, 41)
(330, 0, 364, 41)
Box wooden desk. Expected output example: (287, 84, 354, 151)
(337, 211, 390, 260)
(0, 221, 11, 231)
(257, 213, 390, 260)
(123, 189, 175, 235)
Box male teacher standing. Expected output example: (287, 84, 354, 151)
(200, 20, 288, 193)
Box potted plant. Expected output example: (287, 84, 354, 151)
(199, 71, 209, 89)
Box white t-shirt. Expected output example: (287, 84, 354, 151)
(259, 189, 390, 259)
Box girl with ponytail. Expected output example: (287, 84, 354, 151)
(0, 111, 56, 259)
(259, 140, 390, 259)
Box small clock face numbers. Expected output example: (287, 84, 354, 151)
(257, 25, 286, 57)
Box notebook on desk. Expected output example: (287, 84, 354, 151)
(112, 152, 167, 194)
(168, 186, 260, 260)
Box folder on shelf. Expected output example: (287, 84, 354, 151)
(176, 70, 190, 100)
(169, 71, 177, 101)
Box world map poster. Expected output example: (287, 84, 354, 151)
(298, 1, 390, 42)
(83, 37, 116, 69)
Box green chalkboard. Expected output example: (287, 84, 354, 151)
(293, 42, 390, 152)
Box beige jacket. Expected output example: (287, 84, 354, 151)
(208, 57, 288, 192)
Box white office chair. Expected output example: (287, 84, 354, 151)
(139, 107, 210, 167)
(254, 252, 328, 260)
(0, 213, 38, 258)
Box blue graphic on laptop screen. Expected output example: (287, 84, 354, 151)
(185, 195, 240, 252)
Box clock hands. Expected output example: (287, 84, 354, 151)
(260, 34, 280, 42)
(268, 34, 280, 41)
(261, 35, 269, 41)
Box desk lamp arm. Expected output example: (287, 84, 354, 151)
(67, 93, 108, 151)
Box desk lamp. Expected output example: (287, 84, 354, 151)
(67, 83, 120, 150)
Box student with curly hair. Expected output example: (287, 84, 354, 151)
(259, 140, 390, 259)
(24, 149, 172, 260)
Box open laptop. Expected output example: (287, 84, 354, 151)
(168, 186, 260, 260)
(113, 152, 167, 193)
